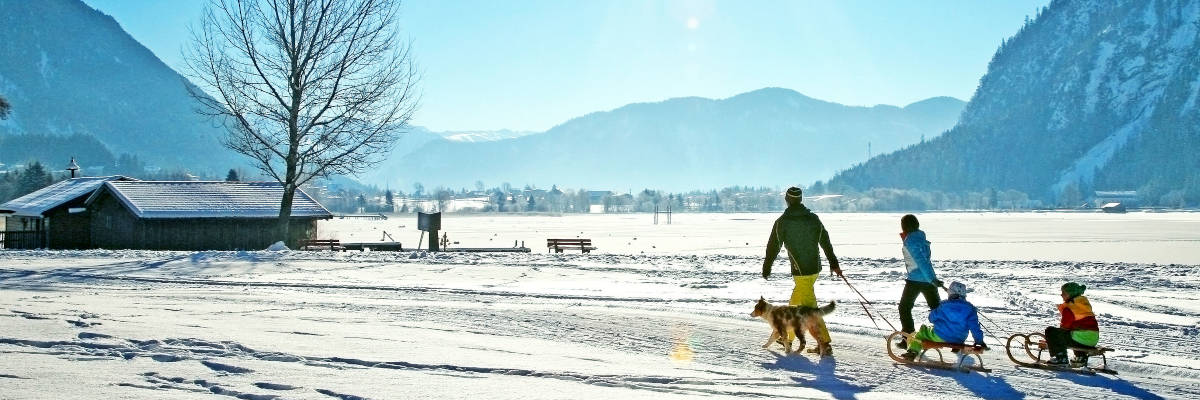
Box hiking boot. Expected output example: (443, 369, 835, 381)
(1047, 355, 1070, 366)
(901, 350, 918, 361)
(1071, 355, 1089, 367)
(895, 338, 908, 349)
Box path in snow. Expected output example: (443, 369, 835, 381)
(1, 250, 1196, 399)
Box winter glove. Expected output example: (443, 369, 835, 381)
(933, 279, 944, 288)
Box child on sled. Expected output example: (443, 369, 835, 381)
(902, 281, 987, 359)
(1045, 282, 1100, 366)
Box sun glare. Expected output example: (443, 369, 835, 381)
(686, 17, 699, 29)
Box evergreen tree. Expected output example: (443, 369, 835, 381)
(113, 154, 144, 176)
(16, 161, 52, 197)
(225, 169, 240, 181)
(0, 94, 10, 120)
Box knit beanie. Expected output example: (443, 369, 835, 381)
(947, 281, 970, 298)
(1062, 282, 1086, 298)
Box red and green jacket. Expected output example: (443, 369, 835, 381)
(1058, 295, 1100, 346)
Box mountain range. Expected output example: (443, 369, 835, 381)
(828, 0, 1200, 205)
(366, 89, 965, 192)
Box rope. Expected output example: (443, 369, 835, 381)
(937, 285, 1010, 347)
(976, 308, 1019, 347)
(841, 275, 899, 332)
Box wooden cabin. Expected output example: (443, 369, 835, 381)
(0, 176, 134, 249)
(84, 181, 332, 250)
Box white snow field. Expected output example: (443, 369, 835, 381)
(1, 212, 1198, 399)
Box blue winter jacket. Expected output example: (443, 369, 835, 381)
(929, 298, 985, 345)
(902, 230, 937, 283)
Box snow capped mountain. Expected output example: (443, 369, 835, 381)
(0, 0, 239, 174)
(438, 129, 535, 143)
(367, 88, 964, 192)
(831, 0, 1200, 204)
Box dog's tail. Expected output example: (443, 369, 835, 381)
(818, 301, 836, 316)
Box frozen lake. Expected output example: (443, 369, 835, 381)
(321, 211, 1200, 265)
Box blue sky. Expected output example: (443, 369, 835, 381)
(83, 0, 1048, 132)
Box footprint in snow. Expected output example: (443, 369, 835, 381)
(78, 332, 113, 339)
(254, 382, 299, 390)
(66, 319, 100, 327)
(202, 360, 255, 374)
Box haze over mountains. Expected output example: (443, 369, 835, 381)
(367, 90, 965, 192)
(830, 0, 1200, 204)
(0, 0, 237, 174)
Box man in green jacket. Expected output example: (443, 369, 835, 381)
(763, 186, 842, 356)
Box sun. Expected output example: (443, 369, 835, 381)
(686, 17, 699, 29)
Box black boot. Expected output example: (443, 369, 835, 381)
(1047, 354, 1069, 366)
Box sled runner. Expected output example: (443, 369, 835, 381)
(1005, 333, 1117, 375)
(885, 331, 991, 373)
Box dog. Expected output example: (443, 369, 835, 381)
(750, 296, 836, 355)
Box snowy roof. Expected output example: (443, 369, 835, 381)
(0, 176, 135, 217)
(87, 181, 332, 219)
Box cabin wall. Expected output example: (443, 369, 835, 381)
(89, 194, 140, 250)
(89, 192, 322, 250)
(46, 208, 91, 249)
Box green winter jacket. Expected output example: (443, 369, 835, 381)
(763, 204, 840, 277)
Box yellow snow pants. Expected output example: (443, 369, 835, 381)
(788, 274, 832, 344)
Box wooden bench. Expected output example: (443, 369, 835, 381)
(547, 238, 596, 253)
(300, 239, 344, 251)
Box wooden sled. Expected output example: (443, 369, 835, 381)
(1004, 332, 1117, 375)
(886, 331, 991, 373)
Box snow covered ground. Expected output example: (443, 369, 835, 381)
(1, 212, 1197, 399)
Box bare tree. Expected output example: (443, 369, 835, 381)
(185, 0, 419, 243)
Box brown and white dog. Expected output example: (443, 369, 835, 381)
(750, 296, 836, 354)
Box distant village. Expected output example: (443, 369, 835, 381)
(0, 157, 1172, 220)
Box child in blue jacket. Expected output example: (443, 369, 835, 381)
(897, 214, 942, 348)
(903, 281, 987, 359)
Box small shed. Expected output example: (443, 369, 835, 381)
(0, 176, 135, 249)
(85, 181, 332, 250)
(1094, 191, 1139, 209)
(1101, 202, 1127, 213)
